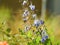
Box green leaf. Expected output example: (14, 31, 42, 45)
(36, 36, 41, 44)
(27, 31, 32, 38)
(6, 28, 11, 33)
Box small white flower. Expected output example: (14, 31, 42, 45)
(32, 14, 37, 19)
(23, 10, 29, 17)
(41, 30, 48, 38)
(29, 3, 35, 10)
(24, 25, 31, 32)
(22, 0, 28, 5)
(34, 20, 39, 25)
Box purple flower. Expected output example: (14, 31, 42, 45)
(40, 20, 44, 25)
(45, 35, 48, 39)
(41, 38, 45, 43)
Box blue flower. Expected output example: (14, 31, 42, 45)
(41, 35, 48, 43)
(41, 38, 45, 43)
(40, 20, 44, 25)
(35, 24, 39, 28)
(45, 35, 48, 39)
